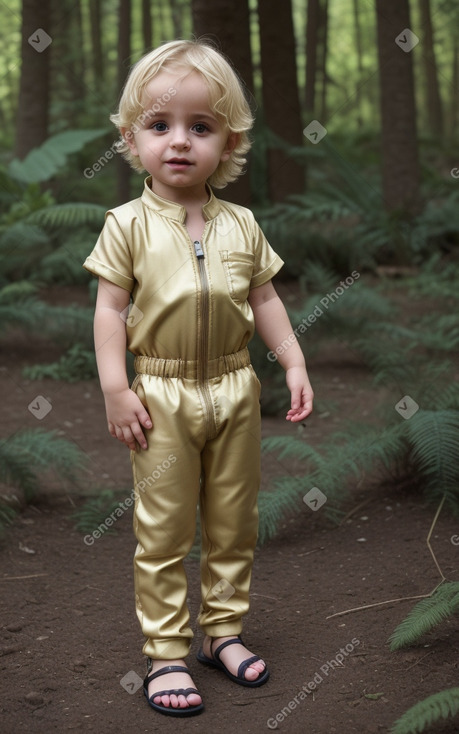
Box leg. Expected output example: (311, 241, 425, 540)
(198, 366, 267, 682)
(132, 374, 205, 708)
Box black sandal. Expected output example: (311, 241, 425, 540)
(143, 661, 204, 717)
(197, 636, 269, 688)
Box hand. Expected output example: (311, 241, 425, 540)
(285, 366, 314, 422)
(104, 388, 152, 450)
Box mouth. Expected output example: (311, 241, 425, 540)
(166, 158, 192, 167)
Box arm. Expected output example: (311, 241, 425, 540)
(248, 280, 314, 422)
(94, 277, 152, 450)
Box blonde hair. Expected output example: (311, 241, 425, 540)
(110, 39, 254, 188)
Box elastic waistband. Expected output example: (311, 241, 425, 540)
(134, 347, 251, 379)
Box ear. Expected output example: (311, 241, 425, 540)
(121, 127, 138, 156)
(220, 132, 240, 162)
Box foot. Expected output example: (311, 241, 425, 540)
(202, 635, 266, 682)
(148, 659, 202, 710)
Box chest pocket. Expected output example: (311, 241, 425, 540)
(219, 251, 255, 303)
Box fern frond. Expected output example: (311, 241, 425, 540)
(0, 429, 87, 501)
(0, 504, 18, 538)
(261, 435, 326, 469)
(407, 410, 459, 503)
(71, 490, 123, 534)
(22, 344, 97, 382)
(389, 582, 459, 650)
(391, 687, 459, 734)
(8, 129, 108, 183)
(25, 202, 106, 230)
(257, 475, 306, 546)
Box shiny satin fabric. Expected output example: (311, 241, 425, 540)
(83, 176, 283, 361)
(83, 177, 284, 659)
(131, 359, 261, 659)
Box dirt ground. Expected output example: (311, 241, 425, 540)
(0, 283, 458, 734)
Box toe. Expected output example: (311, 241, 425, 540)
(187, 692, 202, 706)
(245, 659, 266, 680)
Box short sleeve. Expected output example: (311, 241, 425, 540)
(250, 218, 284, 289)
(83, 212, 134, 292)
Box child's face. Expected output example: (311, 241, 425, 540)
(122, 70, 238, 202)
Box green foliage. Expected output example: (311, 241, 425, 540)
(0, 282, 94, 348)
(389, 582, 459, 651)
(0, 505, 18, 539)
(0, 428, 87, 502)
(8, 129, 108, 184)
(390, 688, 459, 733)
(23, 343, 98, 383)
(407, 411, 459, 506)
(71, 490, 123, 535)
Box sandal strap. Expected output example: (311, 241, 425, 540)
(146, 686, 199, 700)
(144, 664, 190, 686)
(237, 654, 261, 679)
(212, 635, 244, 663)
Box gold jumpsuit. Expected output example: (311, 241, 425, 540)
(83, 176, 283, 660)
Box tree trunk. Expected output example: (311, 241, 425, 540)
(116, 0, 132, 204)
(258, 0, 305, 202)
(142, 0, 152, 51)
(451, 38, 458, 140)
(352, 0, 364, 128)
(318, 0, 329, 122)
(418, 0, 443, 137)
(305, 0, 320, 114)
(89, 0, 104, 87)
(191, 0, 254, 205)
(15, 0, 51, 158)
(375, 0, 420, 215)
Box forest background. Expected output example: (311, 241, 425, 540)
(1, 1, 459, 733)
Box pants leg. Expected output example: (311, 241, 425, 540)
(198, 364, 261, 636)
(132, 374, 204, 660)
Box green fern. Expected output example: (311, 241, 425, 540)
(0, 505, 18, 538)
(390, 687, 459, 733)
(8, 129, 108, 183)
(0, 428, 87, 501)
(407, 410, 459, 506)
(389, 582, 459, 651)
(22, 343, 98, 382)
(71, 490, 123, 534)
(25, 202, 106, 229)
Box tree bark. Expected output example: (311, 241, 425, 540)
(116, 0, 132, 204)
(141, 0, 152, 51)
(191, 0, 254, 205)
(15, 0, 51, 158)
(258, 0, 305, 202)
(89, 0, 104, 86)
(305, 0, 320, 114)
(418, 0, 443, 137)
(375, 0, 420, 215)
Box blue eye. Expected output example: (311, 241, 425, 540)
(192, 123, 209, 134)
(152, 122, 167, 132)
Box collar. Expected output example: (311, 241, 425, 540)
(141, 176, 221, 222)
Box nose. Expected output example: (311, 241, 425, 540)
(170, 126, 190, 150)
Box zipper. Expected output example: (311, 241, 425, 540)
(193, 239, 216, 438)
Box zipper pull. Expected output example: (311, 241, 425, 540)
(193, 240, 204, 259)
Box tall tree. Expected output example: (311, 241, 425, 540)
(418, 0, 443, 137)
(318, 0, 329, 122)
(116, 0, 132, 204)
(305, 0, 320, 114)
(89, 0, 104, 88)
(352, 0, 364, 128)
(375, 0, 420, 215)
(142, 0, 152, 51)
(258, 0, 304, 201)
(15, 0, 51, 158)
(191, 0, 254, 205)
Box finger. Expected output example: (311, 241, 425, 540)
(121, 426, 137, 451)
(130, 421, 148, 450)
(138, 410, 152, 430)
(290, 387, 302, 411)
